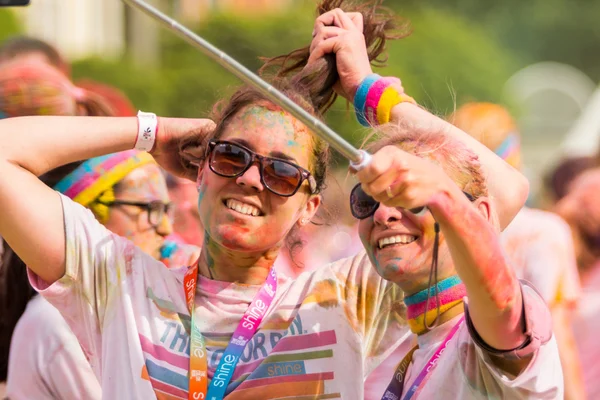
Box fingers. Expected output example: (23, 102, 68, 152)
(355, 146, 408, 187)
(310, 26, 346, 53)
(315, 9, 364, 33)
(307, 36, 341, 65)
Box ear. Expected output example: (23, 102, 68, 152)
(297, 194, 322, 226)
(473, 196, 501, 231)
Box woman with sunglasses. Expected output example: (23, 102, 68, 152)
(0, 61, 197, 400)
(300, 7, 562, 399)
(0, 3, 530, 400)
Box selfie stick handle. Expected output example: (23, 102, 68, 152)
(122, 0, 371, 170)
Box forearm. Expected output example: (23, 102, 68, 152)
(391, 103, 529, 229)
(552, 305, 587, 400)
(0, 116, 137, 176)
(429, 188, 524, 350)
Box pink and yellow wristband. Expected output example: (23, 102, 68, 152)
(353, 74, 416, 127)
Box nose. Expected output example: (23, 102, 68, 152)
(155, 212, 173, 237)
(372, 204, 405, 227)
(236, 164, 264, 193)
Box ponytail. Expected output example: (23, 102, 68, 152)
(259, 0, 410, 114)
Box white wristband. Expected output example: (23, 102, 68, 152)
(135, 111, 158, 152)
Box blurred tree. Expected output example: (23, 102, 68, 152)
(408, 0, 600, 81)
(72, 3, 518, 151)
(0, 9, 23, 42)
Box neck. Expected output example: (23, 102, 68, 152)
(403, 275, 467, 335)
(197, 234, 278, 285)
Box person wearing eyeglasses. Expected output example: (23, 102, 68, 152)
(0, 2, 531, 399)
(300, 6, 563, 400)
(0, 61, 196, 400)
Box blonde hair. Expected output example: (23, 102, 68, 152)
(366, 123, 489, 200)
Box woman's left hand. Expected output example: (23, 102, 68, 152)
(354, 145, 453, 210)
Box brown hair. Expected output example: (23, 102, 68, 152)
(260, 0, 410, 114)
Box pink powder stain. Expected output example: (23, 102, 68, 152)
(124, 242, 136, 276)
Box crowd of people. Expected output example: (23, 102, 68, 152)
(0, 1, 599, 399)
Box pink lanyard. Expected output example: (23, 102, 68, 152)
(381, 316, 465, 400)
(183, 264, 277, 400)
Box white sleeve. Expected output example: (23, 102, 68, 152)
(27, 193, 144, 376)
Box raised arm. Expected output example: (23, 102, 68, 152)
(356, 145, 534, 373)
(308, 9, 528, 228)
(0, 116, 212, 284)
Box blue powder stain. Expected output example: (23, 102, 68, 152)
(160, 241, 178, 259)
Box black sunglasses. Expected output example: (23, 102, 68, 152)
(349, 183, 476, 220)
(97, 200, 174, 228)
(207, 140, 317, 197)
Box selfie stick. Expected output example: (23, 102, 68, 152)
(122, 0, 371, 170)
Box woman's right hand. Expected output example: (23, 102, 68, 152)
(152, 117, 215, 181)
(308, 9, 374, 101)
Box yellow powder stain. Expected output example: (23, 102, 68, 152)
(303, 280, 340, 309)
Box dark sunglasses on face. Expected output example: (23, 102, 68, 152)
(207, 140, 318, 197)
(97, 200, 175, 228)
(349, 183, 476, 220)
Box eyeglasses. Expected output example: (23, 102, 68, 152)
(207, 140, 318, 197)
(98, 200, 175, 227)
(349, 183, 476, 220)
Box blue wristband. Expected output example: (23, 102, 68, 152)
(353, 74, 380, 127)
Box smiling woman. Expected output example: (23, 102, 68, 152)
(0, 1, 545, 400)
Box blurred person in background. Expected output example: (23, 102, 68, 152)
(0, 36, 70, 76)
(0, 60, 197, 400)
(555, 168, 600, 399)
(449, 102, 585, 400)
(542, 156, 596, 209)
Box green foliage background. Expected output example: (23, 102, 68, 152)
(69, 3, 518, 149)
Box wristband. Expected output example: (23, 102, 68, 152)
(363, 77, 392, 126)
(135, 111, 158, 152)
(353, 74, 380, 127)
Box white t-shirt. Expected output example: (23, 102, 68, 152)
(369, 315, 563, 399)
(29, 194, 409, 399)
(501, 207, 581, 306)
(6, 295, 101, 400)
(571, 262, 600, 399)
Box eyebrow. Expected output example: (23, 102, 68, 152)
(229, 138, 298, 163)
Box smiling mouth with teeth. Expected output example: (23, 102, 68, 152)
(378, 234, 418, 249)
(225, 199, 262, 217)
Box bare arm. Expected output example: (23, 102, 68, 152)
(428, 185, 525, 353)
(390, 103, 528, 229)
(0, 116, 138, 284)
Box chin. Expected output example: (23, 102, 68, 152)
(211, 225, 274, 253)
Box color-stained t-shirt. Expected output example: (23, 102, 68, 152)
(501, 207, 580, 306)
(571, 262, 600, 399)
(367, 315, 563, 399)
(29, 194, 409, 399)
(7, 296, 101, 400)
